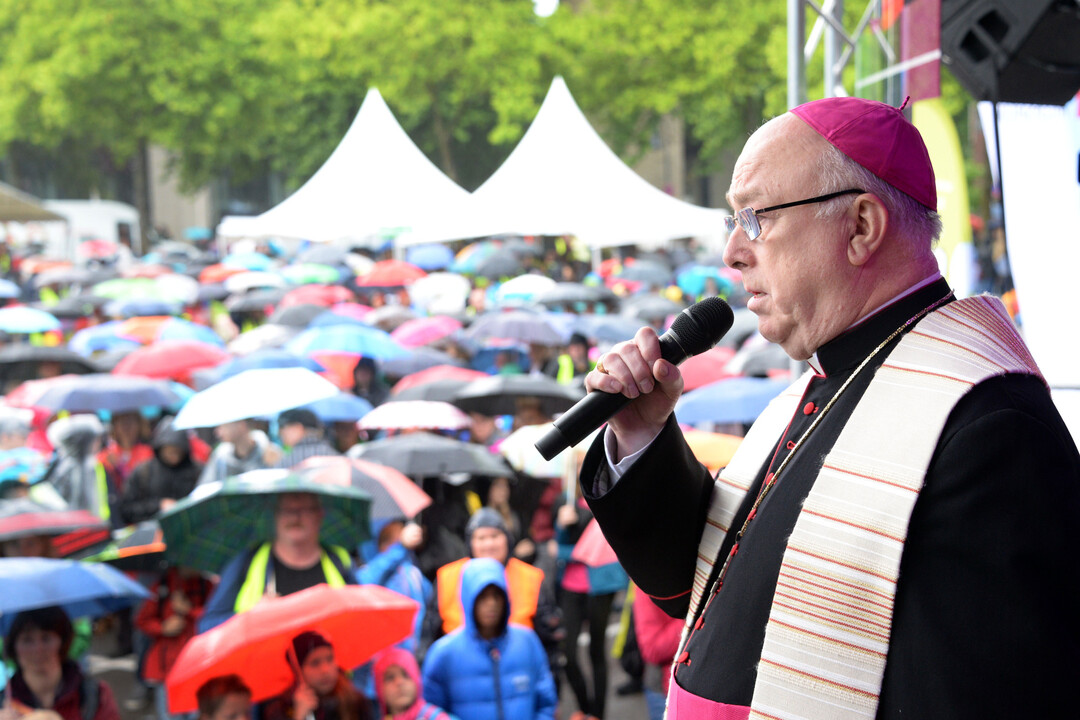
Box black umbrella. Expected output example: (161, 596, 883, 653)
(296, 245, 350, 266)
(269, 303, 326, 328)
(82, 520, 168, 573)
(347, 432, 513, 478)
(390, 379, 464, 403)
(380, 348, 466, 380)
(224, 288, 288, 313)
(620, 294, 686, 323)
(474, 250, 523, 279)
(452, 374, 583, 418)
(466, 311, 565, 346)
(31, 295, 111, 319)
(0, 346, 101, 386)
(197, 283, 231, 302)
(533, 283, 618, 308)
(718, 308, 761, 350)
(616, 260, 673, 287)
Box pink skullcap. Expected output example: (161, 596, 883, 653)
(790, 96, 937, 211)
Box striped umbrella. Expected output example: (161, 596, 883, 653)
(159, 469, 372, 574)
(295, 456, 431, 521)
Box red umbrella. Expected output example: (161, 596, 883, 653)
(111, 340, 230, 384)
(390, 365, 489, 395)
(390, 316, 462, 349)
(279, 284, 355, 309)
(328, 302, 373, 321)
(295, 455, 432, 520)
(355, 260, 426, 288)
(679, 346, 737, 391)
(166, 584, 417, 712)
(198, 264, 248, 284)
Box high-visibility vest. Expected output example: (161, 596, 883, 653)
(234, 543, 350, 613)
(437, 556, 543, 634)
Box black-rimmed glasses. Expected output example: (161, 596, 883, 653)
(723, 188, 865, 241)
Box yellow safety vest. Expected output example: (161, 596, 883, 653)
(234, 543, 351, 613)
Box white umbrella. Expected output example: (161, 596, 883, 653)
(494, 275, 558, 307)
(496, 422, 599, 480)
(172, 367, 340, 429)
(227, 324, 298, 355)
(224, 271, 288, 294)
(407, 272, 471, 315)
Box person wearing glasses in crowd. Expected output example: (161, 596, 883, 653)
(198, 492, 356, 632)
(578, 96, 1080, 719)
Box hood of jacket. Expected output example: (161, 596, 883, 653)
(373, 647, 424, 718)
(460, 556, 509, 640)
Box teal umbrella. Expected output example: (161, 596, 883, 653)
(159, 469, 372, 574)
(0, 307, 61, 334)
(280, 263, 341, 286)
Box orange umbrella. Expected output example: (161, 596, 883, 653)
(111, 340, 229, 384)
(116, 316, 173, 344)
(682, 429, 743, 472)
(198, 263, 248, 284)
(390, 364, 489, 394)
(309, 352, 359, 390)
(121, 264, 173, 279)
(355, 260, 426, 288)
(166, 584, 418, 712)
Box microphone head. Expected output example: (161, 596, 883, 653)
(669, 296, 735, 356)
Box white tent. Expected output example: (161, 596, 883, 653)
(217, 88, 470, 243)
(400, 77, 728, 249)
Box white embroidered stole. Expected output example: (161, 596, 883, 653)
(680, 296, 1042, 720)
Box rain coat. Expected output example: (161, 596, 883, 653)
(118, 420, 202, 525)
(41, 415, 112, 522)
(373, 648, 456, 720)
(421, 558, 556, 720)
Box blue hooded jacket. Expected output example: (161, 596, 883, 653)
(421, 558, 556, 720)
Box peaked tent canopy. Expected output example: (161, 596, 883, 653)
(401, 77, 728, 249)
(0, 182, 67, 223)
(217, 88, 469, 244)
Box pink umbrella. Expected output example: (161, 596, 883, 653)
(357, 400, 471, 431)
(329, 302, 374, 321)
(390, 316, 463, 349)
(679, 346, 737, 391)
(112, 340, 230, 384)
(390, 365, 490, 395)
(280, 284, 355, 308)
(355, 260, 427, 288)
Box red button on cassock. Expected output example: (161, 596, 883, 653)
(803, 401, 817, 415)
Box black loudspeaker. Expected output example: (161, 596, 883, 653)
(941, 0, 1080, 105)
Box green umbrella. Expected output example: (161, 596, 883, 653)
(158, 469, 372, 574)
(280, 263, 341, 286)
(92, 277, 167, 301)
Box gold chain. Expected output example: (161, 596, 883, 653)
(703, 291, 954, 600)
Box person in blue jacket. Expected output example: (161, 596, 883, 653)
(421, 557, 556, 720)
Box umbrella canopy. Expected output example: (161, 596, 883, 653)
(533, 282, 617, 308)
(295, 456, 431, 521)
(391, 365, 490, 395)
(677, 265, 734, 298)
(172, 367, 341, 430)
(83, 520, 168, 573)
(299, 393, 374, 423)
(199, 264, 249, 285)
(213, 350, 326, 381)
(280, 263, 342, 286)
(32, 295, 110, 319)
(363, 305, 417, 331)
(308, 309, 369, 329)
(225, 288, 289, 314)
(452, 374, 583, 418)
(0, 278, 20, 299)
(0, 306, 61, 334)
(679, 346, 737, 391)
(112, 340, 230, 383)
(473, 250, 522, 279)
(269, 303, 327, 328)
(405, 244, 454, 270)
(223, 271, 288, 294)
(159, 469, 373, 573)
(279, 284, 354, 309)
(222, 251, 274, 272)
(166, 584, 417, 712)
(0, 499, 110, 557)
(465, 310, 566, 346)
(0, 557, 150, 632)
(66, 321, 139, 357)
(287, 325, 407, 360)
(348, 432, 513, 478)
(0, 345, 100, 385)
(296, 246, 350, 267)
(355, 260, 426, 288)
(357, 400, 471, 431)
(408, 272, 470, 315)
(390, 378, 469, 403)
(615, 260, 673, 287)
(118, 316, 224, 347)
(390, 316, 463, 349)
(493, 275, 558, 307)
(379, 348, 465, 379)
(674, 376, 790, 425)
(227, 324, 298, 355)
(14, 373, 181, 413)
(450, 240, 499, 273)
(620, 294, 686, 322)
(495, 422, 599, 479)
(568, 519, 627, 596)
(681, 429, 744, 472)
(103, 298, 181, 319)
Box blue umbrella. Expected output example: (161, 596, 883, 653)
(308, 310, 369, 329)
(213, 349, 326, 382)
(33, 374, 182, 413)
(68, 322, 139, 357)
(405, 244, 454, 271)
(0, 279, 21, 299)
(103, 298, 181, 318)
(223, 251, 274, 271)
(157, 318, 226, 347)
(674, 377, 789, 425)
(677, 265, 734, 298)
(287, 325, 408, 360)
(0, 557, 151, 633)
(0, 306, 61, 334)
(299, 393, 374, 423)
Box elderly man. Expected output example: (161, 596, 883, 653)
(198, 491, 356, 632)
(579, 97, 1080, 719)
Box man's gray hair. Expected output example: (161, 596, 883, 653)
(814, 141, 943, 247)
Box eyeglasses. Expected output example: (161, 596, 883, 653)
(277, 505, 321, 518)
(723, 188, 864, 241)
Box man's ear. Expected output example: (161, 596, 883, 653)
(847, 193, 889, 266)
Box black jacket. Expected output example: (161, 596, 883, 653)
(119, 421, 202, 525)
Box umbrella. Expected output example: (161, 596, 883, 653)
(299, 393, 374, 423)
(287, 325, 407, 360)
(616, 260, 673, 287)
(391, 378, 471, 403)
(494, 275, 558, 307)
(222, 251, 274, 272)
(117, 316, 224, 347)
(121, 263, 174, 280)
(0, 306, 60, 333)
(82, 520, 168, 573)
(269, 303, 327, 328)
(0, 345, 100, 384)
(357, 400, 471, 431)
(681, 429, 744, 472)
(295, 456, 432, 521)
(279, 284, 354, 309)
(92, 277, 167, 301)
(165, 584, 417, 712)
(677, 265, 735, 298)
(450, 240, 500, 274)
(679, 346, 737, 391)
(408, 273, 471, 315)
(16, 373, 181, 413)
(159, 469, 372, 574)
(620, 294, 686, 323)
(355, 260, 426, 288)
(280, 263, 342, 286)
(0, 278, 20, 299)
(327, 302, 373, 322)
(674, 377, 790, 425)
(452, 375, 583, 418)
(379, 348, 466, 379)
(405, 244, 454, 271)
(172, 367, 341, 430)
(296, 245, 349, 267)
(465, 311, 566, 346)
(0, 499, 111, 558)
(225, 288, 289, 314)
(390, 316, 463, 349)
(111, 340, 230, 382)
(363, 305, 416, 332)
(0, 557, 151, 633)
(391, 365, 490, 395)
(474, 250, 522, 279)
(102, 298, 181, 318)
(533, 283, 617, 308)
(77, 239, 119, 260)
(31, 295, 109, 319)
(348, 432, 513, 478)
(213, 349, 326, 381)
(223, 271, 288, 294)
(308, 310, 368, 329)
(227, 324, 299, 355)
(575, 314, 644, 344)
(495, 422, 599, 479)
(568, 519, 627, 596)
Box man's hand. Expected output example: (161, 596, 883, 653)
(161, 615, 187, 637)
(584, 326, 684, 461)
(292, 684, 318, 720)
(400, 522, 423, 550)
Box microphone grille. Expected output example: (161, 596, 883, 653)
(670, 296, 735, 356)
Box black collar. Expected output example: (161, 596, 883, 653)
(814, 277, 954, 377)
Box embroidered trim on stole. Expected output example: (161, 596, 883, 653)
(679, 296, 1040, 720)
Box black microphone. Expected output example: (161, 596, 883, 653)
(534, 296, 734, 461)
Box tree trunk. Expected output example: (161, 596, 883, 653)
(430, 102, 458, 183)
(131, 138, 151, 255)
